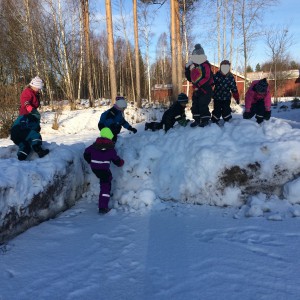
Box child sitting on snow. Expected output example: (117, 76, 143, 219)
(84, 127, 124, 214)
(144, 93, 190, 132)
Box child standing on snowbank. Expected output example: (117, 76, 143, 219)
(84, 127, 124, 214)
(144, 93, 190, 132)
(211, 60, 240, 124)
(185, 44, 213, 127)
(243, 78, 271, 124)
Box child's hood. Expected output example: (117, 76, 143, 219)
(92, 137, 115, 150)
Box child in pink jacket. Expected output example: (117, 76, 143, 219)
(243, 78, 271, 124)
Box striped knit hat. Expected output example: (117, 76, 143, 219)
(29, 76, 44, 90)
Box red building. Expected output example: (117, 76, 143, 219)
(247, 70, 300, 97)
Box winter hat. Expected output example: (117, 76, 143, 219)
(192, 44, 205, 55)
(220, 60, 230, 75)
(100, 127, 114, 140)
(190, 44, 207, 65)
(177, 93, 189, 103)
(115, 96, 127, 109)
(254, 78, 268, 93)
(29, 76, 44, 90)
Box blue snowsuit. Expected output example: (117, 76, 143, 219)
(98, 106, 135, 141)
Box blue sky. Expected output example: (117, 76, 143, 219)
(95, 0, 300, 69)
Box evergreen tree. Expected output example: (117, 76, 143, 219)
(255, 63, 261, 71)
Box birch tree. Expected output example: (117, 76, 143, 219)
(265, 26, 294, 103)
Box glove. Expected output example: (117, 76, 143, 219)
(264, 111, 271, 120)
(243, 111, 252, 119)
(28, 109, 41, 121)
(119, 159, 124, 167)
(178, 118, 189, 127)
(129, 127, 137, 134)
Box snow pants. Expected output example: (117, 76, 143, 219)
(92, 169, 113, 209)
(191, 87, 212, 123)
(10, 125, 43, 160)
(243, 100, 265, 124)
(211, 100, 232, 123)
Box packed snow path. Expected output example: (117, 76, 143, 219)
(1, 199, 300, 300)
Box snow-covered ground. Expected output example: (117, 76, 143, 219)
(1, 99, 300, 300)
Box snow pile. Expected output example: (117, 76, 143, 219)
(0, 142, 88, 242)
(1, 103, 300, 237)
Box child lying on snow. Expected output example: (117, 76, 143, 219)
(144, 93, 190, 132)
(84, 127, 124, 214)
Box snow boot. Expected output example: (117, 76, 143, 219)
(99, 208, 111, 214)
(33, 145, 49, 158)
(199, 119, 210, 127)
(37, 148, 49, 158)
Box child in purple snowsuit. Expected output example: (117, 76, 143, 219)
(84, 127, 124, 214)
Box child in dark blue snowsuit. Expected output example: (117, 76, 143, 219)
(145, 93, 189, 132)
(98, 96, 137, 142)
(211, 60, 240, 123)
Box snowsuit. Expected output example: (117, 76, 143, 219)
(145, 101, 188, 132)
(10, 87, 46, 160)
(212, 71, 239, 123)
(98, 106, 135, 142)
(185, 58, 213, 125)
(84, 137, 124, 210)
(244, 80, 271, 124)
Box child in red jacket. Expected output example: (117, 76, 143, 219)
(243, 78, 271, 124)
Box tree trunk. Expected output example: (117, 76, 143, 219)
(81, 0, 94, 107)
(105, 0, 117, 104)
(133, 0, 141, 108)
(175, 0, 182, 94)
(170, 0, 178, 103)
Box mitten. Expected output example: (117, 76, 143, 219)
(129, 127, 137, 134)
(178, 118, 189, 127)
(119, 159, 124, 167)
(235, 99, 240, 105)
(264, 111, 271, 120)
(29, 109, 41, 121)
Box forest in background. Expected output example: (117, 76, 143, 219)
(0, 0, 299, 137)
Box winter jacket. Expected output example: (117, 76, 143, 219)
(84, 137, 124, 171)
(161, 101, 187, 130)
(245, 80, 271, 112)
(213, 71, 239, 102)
(185, 59, 213, 94)
(19, 87, 41, 116)
(98, 106, 133, 135)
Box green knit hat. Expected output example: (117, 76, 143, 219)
(100, 127, 114, 140)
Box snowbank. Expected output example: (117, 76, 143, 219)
(0, 142, 88, 242)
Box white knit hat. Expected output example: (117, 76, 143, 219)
(29, 76, 44, 90)
(115, 96, 127, 109)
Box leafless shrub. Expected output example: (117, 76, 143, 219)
(0, 84, 20, 138)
